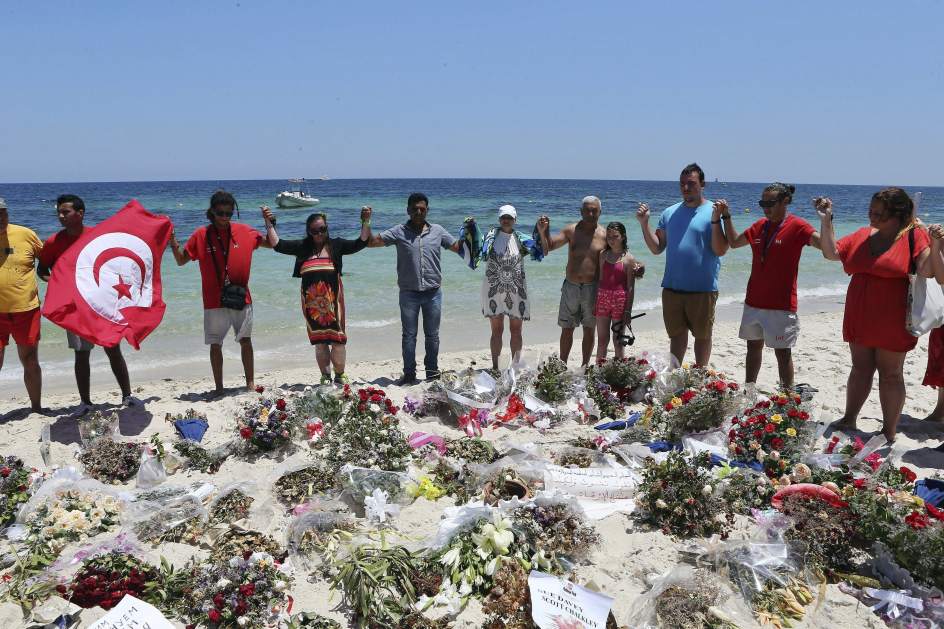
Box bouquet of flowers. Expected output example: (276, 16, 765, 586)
(273, 462, 337, 509)
(727, 393, 814, 476)
(210, 529, 287, 565)
(294, 387, 345, 425)
(649, 376, 741, 442)
(445, 437, 498, 464)
(531, 354, 577, 404)
(509, 500, 599, 569)
(236, 395, 301, 453)
(637, 451, 735, 538)
(316, 387, 411, 474)
(173, 440, 232, 474)
(179, 551, 293, 628)
(57, 550, 158, 610)
(78, 439, 145, 483)
(0, 456, 36, 527)
(654, 364, 720, 399)
(24, 489, 122, 558)
(585, 356, 657, 416)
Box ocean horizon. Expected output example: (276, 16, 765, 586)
(1, 177, 941, 396)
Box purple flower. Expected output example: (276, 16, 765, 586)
(402, 396, 422, 414)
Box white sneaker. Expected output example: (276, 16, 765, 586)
(122, 395, 142, 407)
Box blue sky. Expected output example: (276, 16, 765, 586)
(2, 1, 942, 185)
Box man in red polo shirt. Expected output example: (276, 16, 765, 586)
(719, 183, 821, 390)
(38, 194, 137, 414)
(169, 190, 269, 396)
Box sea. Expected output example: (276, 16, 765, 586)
(1, 178, 941, 395)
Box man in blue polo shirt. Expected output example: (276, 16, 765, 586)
(369, 192, 463, 385)
(636, 163, 729, 365)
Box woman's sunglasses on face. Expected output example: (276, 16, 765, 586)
(213, 209, 234, 217)
(309, 226, 327, 235)
(758, 199, 777, 209)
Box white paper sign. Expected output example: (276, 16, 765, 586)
(529, 571, 613, 629)
(87, 595, 176, 629)
(544, 464, 638, 501)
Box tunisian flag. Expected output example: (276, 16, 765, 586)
(42, 200, 172, 349)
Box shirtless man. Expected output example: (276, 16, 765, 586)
(539, 196, 642, 366)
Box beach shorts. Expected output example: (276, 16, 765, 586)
(558, 280, 598, 328)
(67, 330, 95, 352)
(924, 327, 944, 388)
(0, 308, 41, 349)
(204, 305, 253, 345)
(738, 305, 799, 349)
(594, 288, 627, 319)
(661, 289, 717, 339)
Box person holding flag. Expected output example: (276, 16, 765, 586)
(38, 195, 137, 414)
(0, 197, 44, 413)
(169, 190, 270, 396)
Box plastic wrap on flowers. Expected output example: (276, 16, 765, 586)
(649, 374, 745, 443)
(125, 495, 208, 545)
(270, 457, 339, 511)
(76, 410, 120, 448)
(132, 481, 216, 508)
(465, 456, 548, 505)
(135, 445, 167, 490)
(207, 481, 272, 531)
(428, 503, 496, 551)
(698, 539, 824, 628)
(426, 368, 506, 419)
(286, 510, 358, 574)
(234, 393, 302, 455)
(585, 355, 659, 419)
(14, 467, 130, 527)
(726, 393, 817, 476)
(623, 564, 758, 629)
(551, 445, 611, 469)
(340, 465, 412, 506)
(293, 386, 345, 426)
(516, 353, 586, 406)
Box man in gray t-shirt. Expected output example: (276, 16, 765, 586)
(369, 192, 462, 385)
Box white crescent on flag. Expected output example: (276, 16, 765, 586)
(74, 232, 154, 324)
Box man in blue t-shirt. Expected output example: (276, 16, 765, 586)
(636, 163, 729, 365)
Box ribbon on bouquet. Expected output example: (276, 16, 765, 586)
(863, 587, 924, 619)
(408, 431, 447, 455)
(458, 411, 484, 437)
(442, 388, 496, 410)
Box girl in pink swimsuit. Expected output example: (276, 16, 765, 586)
(594, 222, 638, 362)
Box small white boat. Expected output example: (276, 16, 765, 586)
(276, 178, 320, 208)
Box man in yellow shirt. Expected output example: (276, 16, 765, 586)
(0, 198, 43, 412)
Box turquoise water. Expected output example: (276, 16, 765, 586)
(1, 178, 941, 392)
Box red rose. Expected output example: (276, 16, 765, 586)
(753, 430, 763, 439)
(735, 446, 743, 454)
(728, 382, 739, 391)
(728, 429, 737, 439)
(664, 403, 674, 412)
(0, 467, 9, 478)
(239, 427, 253, 439)
(358, 390, 368, 402)
(926, 503, 944, 521)
(731, 418, 740, 426)
(276, 399, 287, 411)
(254, 385, 265, 393)
(239, 583, 255, 597)
(899, 466, 917, 483)
(243, 550, 252, 560)
(799, 411, 809, 420)
(764, 424, 775, 433)
(213, 593, 225, 609)
(681, 390, 696, 403)
(235, 600, 248, 615)
(771, 437, 784, 450)
(787, 409, 799, 418)
(370, 393, 383, 403)
(853, 478, 867, 489)
(358, 403, 367, 412)
(208, 609, 222, 623)
(905, 511, 929, 529)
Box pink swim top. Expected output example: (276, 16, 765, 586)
(599, 258, 627, 292)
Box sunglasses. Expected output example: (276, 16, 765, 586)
(309, 226, 327, 234)
(213, 210, 234, 217)
(758, 199, 778, 209)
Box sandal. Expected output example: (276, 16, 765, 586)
(319, 374, 332, 386)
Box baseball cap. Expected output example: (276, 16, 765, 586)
(0, 198, 7, 210)
(498, 204, 517, 220)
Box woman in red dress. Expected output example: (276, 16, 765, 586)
(817, 188, 934, 441)
(923, 224, 944, 422)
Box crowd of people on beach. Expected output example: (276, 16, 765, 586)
(2, 163, 944, 443)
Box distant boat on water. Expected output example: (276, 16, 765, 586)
(275, 178, 320, 208)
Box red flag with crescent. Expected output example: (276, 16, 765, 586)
(42, 199, 172, 349)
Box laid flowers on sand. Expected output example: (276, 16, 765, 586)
(637, 451, 735, 538)
(315, 386, 411, 474)
(176, 551, 293, 628)
(173, 440, 232, 474)
(78, 438, 144, 483)
(57, 549, 158, 610)
(76, 410, 120, 446)
(509, 499, 599, 569)
(585, 355, 657, 417)
(530, 354, 579, 404)
(273, 461, 337, 509)
(444, 437, 498, 464)
(23, 489, 122, 560)
(0, 456, 36, 527)
(728, 393, 814, 476)
(210, 529, 287, 564)
(236, 395, 301, 454)
(648, 375, 742, 442)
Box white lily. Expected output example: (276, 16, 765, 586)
(531, 549, 553, 572)
(439, 547, 461, 569)
(471, 512, 514, 556)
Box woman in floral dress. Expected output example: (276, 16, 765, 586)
(262, 205, 371, 385)
(472, 205, 544, 370)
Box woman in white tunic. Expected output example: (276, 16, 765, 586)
(477, 205, 544, 369)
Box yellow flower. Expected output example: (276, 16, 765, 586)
(770, 414, 783, 424)
(671, 397, 683, 407)
(785, 427, 797, 437)
(681, 362, 690, 369)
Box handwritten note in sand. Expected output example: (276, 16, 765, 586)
(87, 595, 176, 629)
(544, 464, 638, 501)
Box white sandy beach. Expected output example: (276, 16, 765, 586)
(1, 307, 942, 628)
